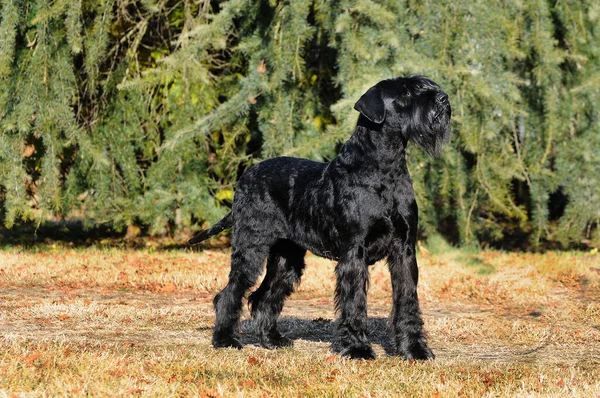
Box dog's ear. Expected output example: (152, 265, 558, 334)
(354, 86, 385, 124)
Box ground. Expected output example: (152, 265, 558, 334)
(0, 237, 599, 396)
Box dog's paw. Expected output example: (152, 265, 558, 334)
(260, 331, 294, 350)
(396, 342, 435, 360)
(340, 345, 377, 360)
(212, 334, 243, 350)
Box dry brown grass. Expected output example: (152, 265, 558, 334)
(1, 240, 599, 396)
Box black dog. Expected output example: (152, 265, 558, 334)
(190, 75, 451, 360)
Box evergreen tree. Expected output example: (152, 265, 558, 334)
(1, 0, 599, 248)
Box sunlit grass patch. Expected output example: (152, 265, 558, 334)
(1, 243, 599, 396)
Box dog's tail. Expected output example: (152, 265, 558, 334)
(188, 212, 234, 245)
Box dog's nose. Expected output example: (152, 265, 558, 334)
(436, 93, 449, 104)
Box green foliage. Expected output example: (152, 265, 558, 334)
(0, 0, 599, 248)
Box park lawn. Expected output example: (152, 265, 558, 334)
(0, 239, 599, 397)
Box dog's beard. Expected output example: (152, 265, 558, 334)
(406, 103, 451, 157)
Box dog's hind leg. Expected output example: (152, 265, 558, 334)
(335, 247, 376, 360)
(248, 240, 306, 349)
(212, 239, 270, 349)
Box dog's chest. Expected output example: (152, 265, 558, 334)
(362, 216, 394, 264)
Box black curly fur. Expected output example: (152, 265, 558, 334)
(191, 75, 451, 360)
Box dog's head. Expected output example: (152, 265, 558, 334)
(354, 75, 451, 156)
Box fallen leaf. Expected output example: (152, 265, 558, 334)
(199, 389, 220, 398)
(248, 356, 259, 365)
(256, 59, 266, 73)
(160, 282, 176, 293)
(108, 368, 125, 377)
(118, 271, 129, 282)
(23, 145, 35, 157)
(58, 314, 71, 320)
(25, 352, 41, 366)
(241, 380, 257, 388)
(326, 369, 340, 382)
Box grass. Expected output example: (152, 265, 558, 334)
(1, 241, 599, 396)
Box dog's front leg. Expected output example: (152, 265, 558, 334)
(387, 238, 434, 360)
(334, 248, 376, 360)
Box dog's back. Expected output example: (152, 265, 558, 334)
(234, 156, 344, 257)
(236, 156, 327, 210)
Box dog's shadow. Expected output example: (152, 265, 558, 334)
(239, 317, 395, 354)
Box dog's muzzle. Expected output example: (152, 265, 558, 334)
(435, 92, 449, 105)
(433, 106, 451, 123)
(432, 93, 451, 122)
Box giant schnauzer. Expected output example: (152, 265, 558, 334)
(189, 75, 451, 360)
